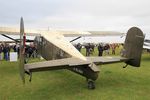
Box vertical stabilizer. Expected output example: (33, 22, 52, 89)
(124, 27, 144, 67)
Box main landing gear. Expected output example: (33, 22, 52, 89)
(87, 79, 95, 89)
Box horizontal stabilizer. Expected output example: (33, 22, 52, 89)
(25, 56, 129, 73)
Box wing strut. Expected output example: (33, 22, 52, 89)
(1, 34, 19, 42)
(70, 36, 81, 43)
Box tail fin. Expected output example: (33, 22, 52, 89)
(19, 17, 25, 83)
(123, 27, 145, 67)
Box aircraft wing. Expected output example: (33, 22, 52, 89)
(0, 27, 123, 36)
(0, 26, 123, 60)
(40, 31, 87, 61)
(143, 43, 150, 49)
(143, 39, 150, 49)
(0, 27, 91, 36)
(143, 45, 150, 49)
(58, 30, 123, 36)
(88, 31, 123, 36)
(0, 27, 86, 60)
(0, 27, 40, 36)
(25, 56, 129, 73)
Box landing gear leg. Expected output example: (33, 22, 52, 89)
(87, 79, 95, 89)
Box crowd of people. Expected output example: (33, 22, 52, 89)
(75, 43, 123, 57)
(1, 42, 148, 61)
(0, 43, 37, 61)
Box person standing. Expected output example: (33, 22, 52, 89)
(105, 44, 110, 55)
(76, 43, 82, 52)
(111, 44, 116, 55)
(85, 43, 91, 56)
(3, 43, 10, 61)
(98, 44, 103, 56)
(0, 44, 2, 60)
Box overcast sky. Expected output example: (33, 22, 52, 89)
(0, 0, 150, 33)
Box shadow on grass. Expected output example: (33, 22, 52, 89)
(142, 56, 150, 61)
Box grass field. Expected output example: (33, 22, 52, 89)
(0, 48, 150, 100)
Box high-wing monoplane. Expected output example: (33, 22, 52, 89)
(0, 18, 145, 89)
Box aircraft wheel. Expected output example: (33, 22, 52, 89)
(87, 80, 95, 89)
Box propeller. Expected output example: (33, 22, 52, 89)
(19, 17, 25, 83)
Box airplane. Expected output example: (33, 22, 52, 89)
(0, 17, 145, 89)
(143, 40, 150, 49)
(121, 33, 150, 51)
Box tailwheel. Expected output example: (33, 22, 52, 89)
(87, 79, 95, 89)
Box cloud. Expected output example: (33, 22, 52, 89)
(0, 0, 150, 33)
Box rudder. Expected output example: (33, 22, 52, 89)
(123, 27, 144, 67)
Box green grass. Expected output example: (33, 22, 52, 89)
(0, 49, 150, 100)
